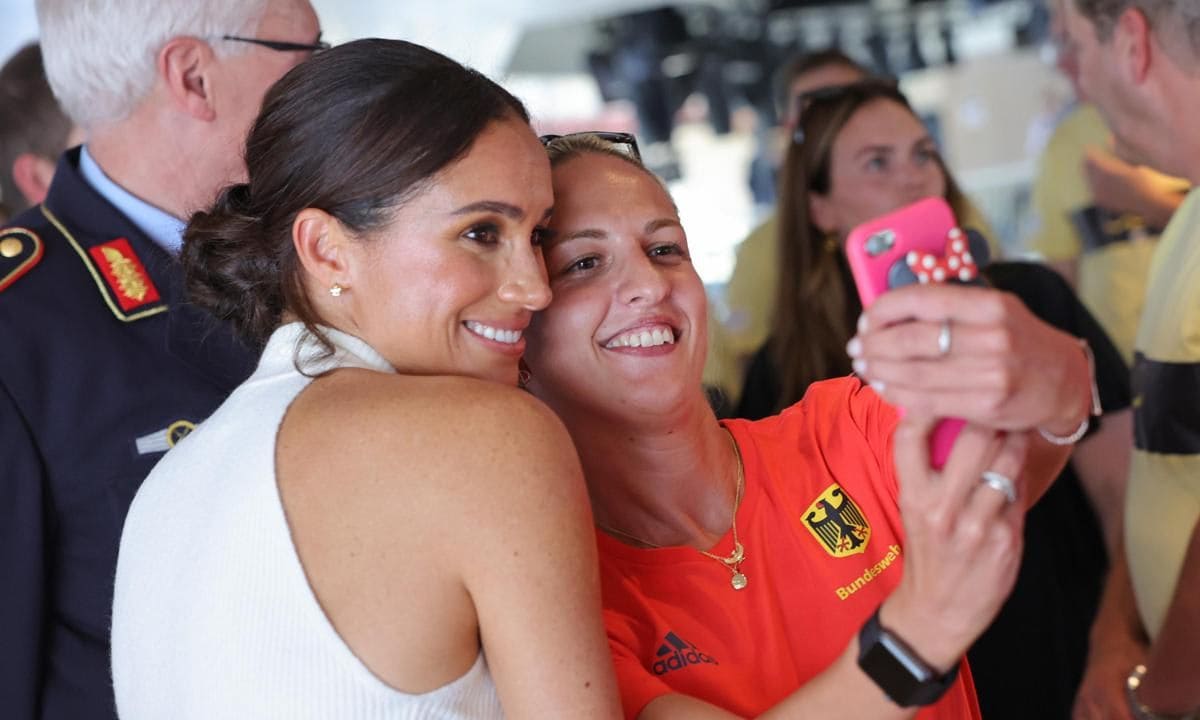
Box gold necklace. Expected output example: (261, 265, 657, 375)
(597, 429, 748, 591)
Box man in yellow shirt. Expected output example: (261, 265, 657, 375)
(1061, 0, 1200, 716)
(1028, 100, 1185, 364)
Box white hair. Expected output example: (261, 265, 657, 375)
(37, 0, 271, 128)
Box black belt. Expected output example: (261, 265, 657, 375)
(1071, 206, 1161, 253)
(1133, 353, 1200, 454)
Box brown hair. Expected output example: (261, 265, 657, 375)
(769, 82, 973, 412)
(772, 48, 868, 118)
(1072, 0, 1200, 55)
(182, 38, 530, 351)
(0, 44, 73, 216)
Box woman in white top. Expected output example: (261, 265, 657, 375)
(111, 39, 621, 719)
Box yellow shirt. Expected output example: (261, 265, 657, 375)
(1126, 187, 1200, 638)
(1027, 104, 1183, 363)
(703, 215, 778, 405)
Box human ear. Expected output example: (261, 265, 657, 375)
(158, 37, 218, 122)
(1115, 7, 1153, 84)
(292, 208, 351, 293)
(10, 153, 57, 206)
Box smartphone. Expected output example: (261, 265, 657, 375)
(844, 196, 985, 469)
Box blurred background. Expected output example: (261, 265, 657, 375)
(0, 0, 1067, 289)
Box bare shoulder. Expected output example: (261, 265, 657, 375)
(275, 371, 597, 694)
(285, 369, 581, 501)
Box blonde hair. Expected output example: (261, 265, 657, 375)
(542, 132, 676, 208)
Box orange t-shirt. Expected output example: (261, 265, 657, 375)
(598, 377, 982, 719)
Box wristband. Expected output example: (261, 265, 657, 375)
(857, 605, 959, 707)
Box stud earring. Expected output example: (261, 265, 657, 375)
(329, 283, 345, 297)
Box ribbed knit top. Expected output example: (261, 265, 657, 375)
(112, 322, 504, 719)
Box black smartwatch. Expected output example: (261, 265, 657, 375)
(857, 605, 959, 707)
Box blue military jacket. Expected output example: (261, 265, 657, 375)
(0, 148, 256, 719)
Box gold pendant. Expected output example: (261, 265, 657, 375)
(731, 572, 747, 590)
(722, 541, 745, 566)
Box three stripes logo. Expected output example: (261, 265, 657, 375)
(651, 632, 718, 676)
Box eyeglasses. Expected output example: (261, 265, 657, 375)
(539, 131, 641, 161)
(221, 33, 331, 54)
(793, 78, 903, 144)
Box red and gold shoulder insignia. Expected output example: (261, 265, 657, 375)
(0, 227, 45, 293)
(87, 238, 162, 312)
(40, 206, 167, 322)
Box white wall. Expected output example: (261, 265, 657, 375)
(0, 0, 39, 64)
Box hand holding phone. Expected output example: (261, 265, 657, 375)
(844, 197, 989, 468)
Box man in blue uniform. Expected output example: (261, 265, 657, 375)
(0, 1, 322, 717)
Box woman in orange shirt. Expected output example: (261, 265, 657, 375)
(524, 132, 1096, 719)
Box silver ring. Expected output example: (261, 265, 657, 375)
(980, 471, 1017, 504)
(937, 319, 952, 357)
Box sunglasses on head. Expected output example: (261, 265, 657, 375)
(793, 77, 903, 144)
(538, 131, 641, 161)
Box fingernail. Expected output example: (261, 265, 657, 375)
(858, 314, 869, 333)
(870, 380, 886, 394)
(846, 337, 863, 358)
(852, 358, 867, 375)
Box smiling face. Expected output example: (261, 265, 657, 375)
(809, 97, 948, 238)
(332, 118, 554, 386)
(523, 152, 708, 422)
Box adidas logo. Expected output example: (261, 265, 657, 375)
(651, 631, 718, 676)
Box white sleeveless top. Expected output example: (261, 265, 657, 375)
(112, 323, 504, 719)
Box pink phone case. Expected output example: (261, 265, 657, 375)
(845, 197, 973, 469)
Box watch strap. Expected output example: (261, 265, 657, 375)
(857, 605, 959, 707)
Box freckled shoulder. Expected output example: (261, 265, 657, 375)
(297, 369, 577, 488)
(0, 227, 45, 294)
(283, 370, 591, 572)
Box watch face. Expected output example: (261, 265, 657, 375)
(878, 633, 934, 682)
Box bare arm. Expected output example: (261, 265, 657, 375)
(456, 390, 623, 718)
(280, 374, 620, 718)
(1073, 550, 1147, 720)
(1069, 411, 1146, 720)
(1135, 519, 1200, 714)
(1072, 410, 1133, 555)
(1083, 148, 1185, 230)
